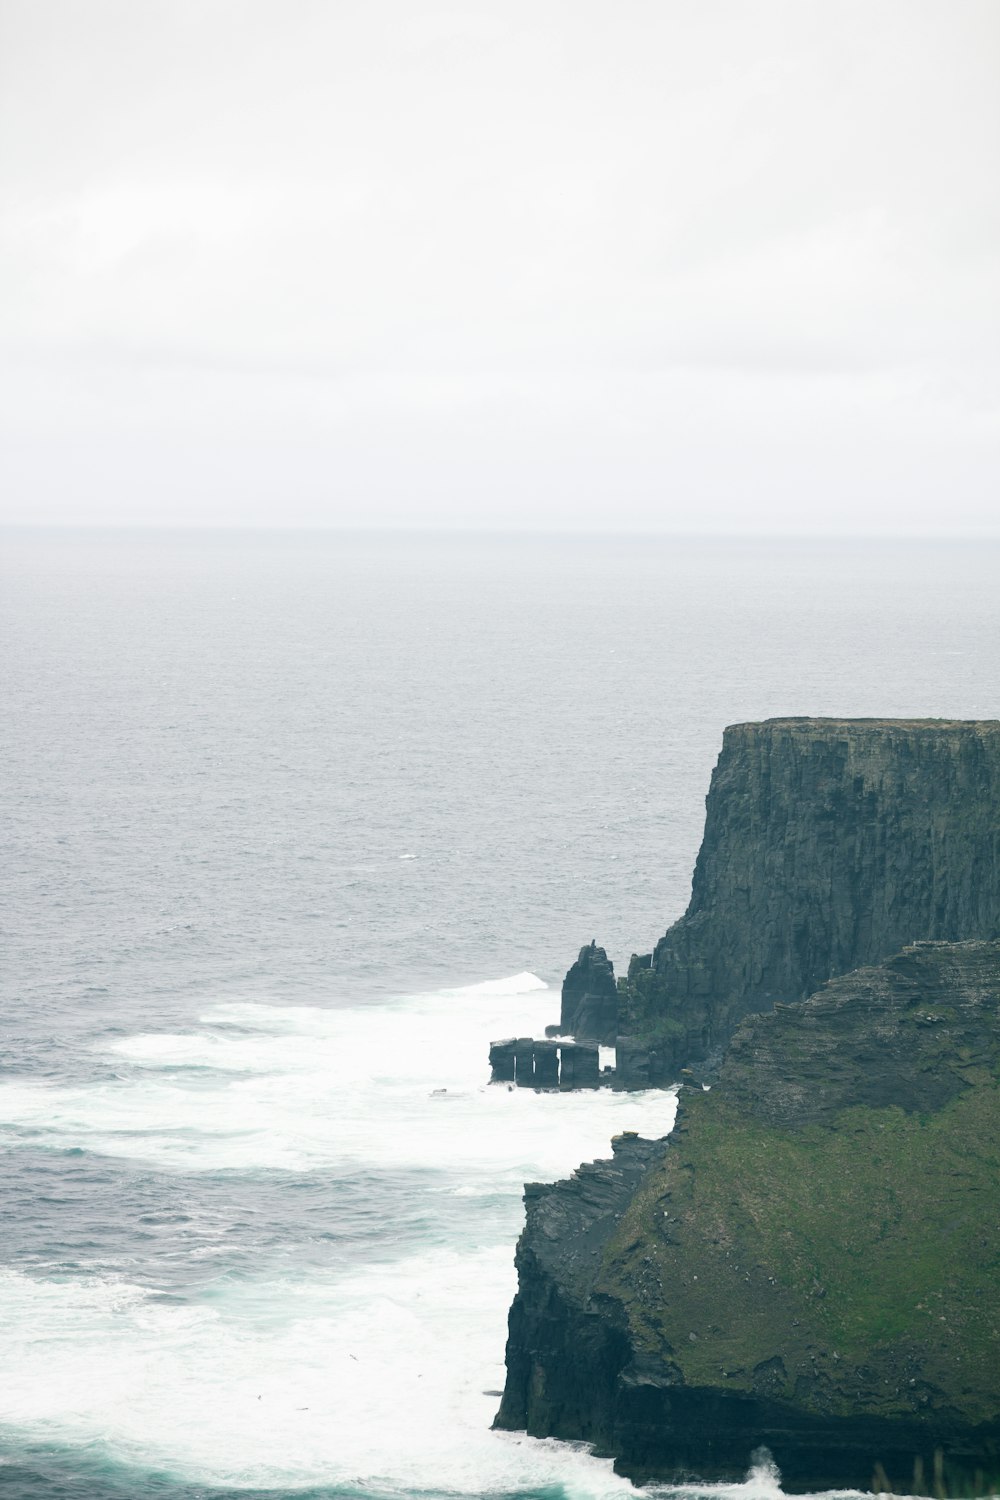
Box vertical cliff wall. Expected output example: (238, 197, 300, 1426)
(618, 718, 1000, 1084)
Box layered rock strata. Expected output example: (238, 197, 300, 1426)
(615, 718, 1000, 1085)
(488, 1036, 600, 1089)
(560, 941, 618, 1045)
(496, 940, 1000, 1492)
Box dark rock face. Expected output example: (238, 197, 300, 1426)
(618, 718, 1000, 1084)
(721, 938, 1000, 1127)
(496, 940, 1000, 1491)
(494, 1133, 667, 1446)
(513, 1038, 536, 1088)
(561, 941, 618, 1045)
(557, 1041, 600, 1089)
(532, 1040, 560, 1088)
(489, 1036, 600, 1089)
(488, 1038, 518, 1082)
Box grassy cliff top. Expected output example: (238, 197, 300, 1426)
(600, 1086, 1000, 1423)
(597, 942, 1000, 1425)
(726, 717, 1000, 734)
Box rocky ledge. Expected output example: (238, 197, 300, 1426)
(495, 940, 1000, 1492)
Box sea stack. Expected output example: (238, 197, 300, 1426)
(559, 941, 618, 1046)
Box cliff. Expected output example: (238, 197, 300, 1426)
(496, 940, 1000, 1492)
(616, 718, 1000, 1085)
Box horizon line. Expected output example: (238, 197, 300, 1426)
(3, 523, 1000, 544)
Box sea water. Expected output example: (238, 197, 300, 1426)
(2, 531, 998, 1499)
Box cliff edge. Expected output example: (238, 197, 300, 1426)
(496, 940, 1000, 1492)
(615, 718, 1000, 1085)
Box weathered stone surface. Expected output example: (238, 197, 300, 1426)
(617, 718, 1000, 1084)
(561, 941, 618, 1045)
(558, 1041, 600, 1089)
(495, 940, 1000, 1491)
(532, 1039, 560, 1088)
(494, 1133, 667, 1448)
(721, 939, 1000, 1126)
(490, 1037, 602, 1090)
(512, 1038, 535, 1088)
(488, 1038, 517, 1081)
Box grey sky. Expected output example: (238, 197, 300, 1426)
(1, 0, 998, 532)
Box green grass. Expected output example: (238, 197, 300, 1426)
(598, 1082, 1000, 1422)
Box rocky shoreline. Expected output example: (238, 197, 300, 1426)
(494, 720, 1000, 1491)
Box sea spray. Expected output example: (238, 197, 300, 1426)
(0, 976, 677, 1493)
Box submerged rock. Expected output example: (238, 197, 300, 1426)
(495, 940, 1000, 1491)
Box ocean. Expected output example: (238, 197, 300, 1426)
(2, 530, 998, 1499)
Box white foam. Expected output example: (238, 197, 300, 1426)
(0, 975, 686, 1492)
(0, 1252, 642, 1494)
(442, 970, 550, 998)
(0, 1251, 845, 1496)
(0, 976, 666, 1177)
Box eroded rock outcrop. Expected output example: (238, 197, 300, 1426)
(494, 1132, 666, 1450)
(560, 941, 618, 1046)
(488, 1036, 600, 1089)
(496, 940, 1000, 1491)
(617, 718, 1000, 1085)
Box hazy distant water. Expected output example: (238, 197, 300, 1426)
(1, 530, 997, 1499)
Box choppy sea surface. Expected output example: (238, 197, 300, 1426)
(2, 530, 998, 1500)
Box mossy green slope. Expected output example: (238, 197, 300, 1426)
(601, 1083, 1000, 1423)
(603, 942, 1000, 1427)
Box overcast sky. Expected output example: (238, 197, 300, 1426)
(1, 0, 998, 532)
